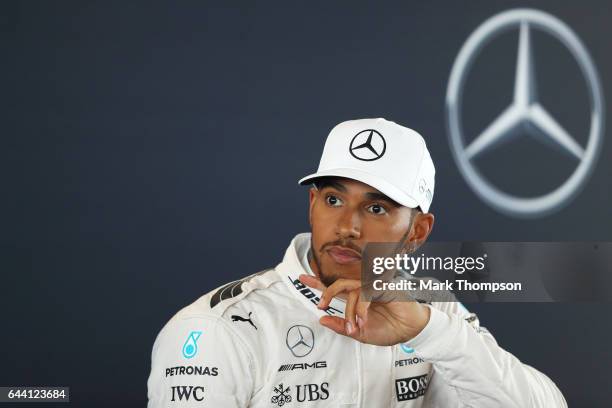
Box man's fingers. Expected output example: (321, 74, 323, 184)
(356, 300, 370, 329)
(319, 279, 362, 309)
(345, 290, 359, 335)
(319, 315, 364, 341)
(298, 274, 326, 291)
(319, 316, 347, 336)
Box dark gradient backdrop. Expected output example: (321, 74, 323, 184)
(2, 1, 611, 407)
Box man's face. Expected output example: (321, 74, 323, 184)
(308, 177, 419, 287)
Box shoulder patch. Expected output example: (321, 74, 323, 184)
(210, 269, 271, 308)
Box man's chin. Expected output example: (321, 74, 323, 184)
(319, 263, 361, 287)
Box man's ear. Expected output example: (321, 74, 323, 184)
(408, 211, 435, 248)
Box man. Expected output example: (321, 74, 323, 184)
(147, 118, 567, 407)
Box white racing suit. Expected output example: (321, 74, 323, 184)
(147, 233, 567, 407)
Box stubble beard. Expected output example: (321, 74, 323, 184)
(308, 239, 338, 287)
(308, 210, 418, 287)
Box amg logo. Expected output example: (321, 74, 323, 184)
(288, 277, 342, 316)
(395, 374, 429, 401)
(278, 361, 327, 371)
(170, 385, 205, 402)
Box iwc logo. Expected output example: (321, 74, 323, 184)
(285, 325, 315, 357)
(349, 129, 386, 161)
(446, 9, 604, 218)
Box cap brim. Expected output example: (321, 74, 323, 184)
(298, 168, 420, 209)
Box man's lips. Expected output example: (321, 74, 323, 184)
(326, 246, 362, 265)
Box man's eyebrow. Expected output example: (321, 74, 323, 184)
(319, 181, 348, 192)
(364, 192, 402, 207)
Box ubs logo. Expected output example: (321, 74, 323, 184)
(270, 382, 329, 405)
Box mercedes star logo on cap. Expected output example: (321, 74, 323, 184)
(349, 129, 387, 161)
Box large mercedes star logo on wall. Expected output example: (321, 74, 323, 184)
(286, 325, 314, 357)
(446, 9, 605, 218)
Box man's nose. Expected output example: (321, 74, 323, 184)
(335, 208, 361, 239)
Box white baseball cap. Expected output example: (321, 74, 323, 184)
(298, 118, 435, 213)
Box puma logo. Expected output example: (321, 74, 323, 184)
(231, 312, 257, 330)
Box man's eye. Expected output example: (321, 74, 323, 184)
(367, 204, 387, 215)
(325, 195, 343, 207)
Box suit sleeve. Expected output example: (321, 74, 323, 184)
(147, 315, 255, 408)
(404, 302, 567, 407)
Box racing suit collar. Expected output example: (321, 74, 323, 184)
(280, 233, 346, 319)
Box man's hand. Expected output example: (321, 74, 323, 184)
(299, 274, 431, 346)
